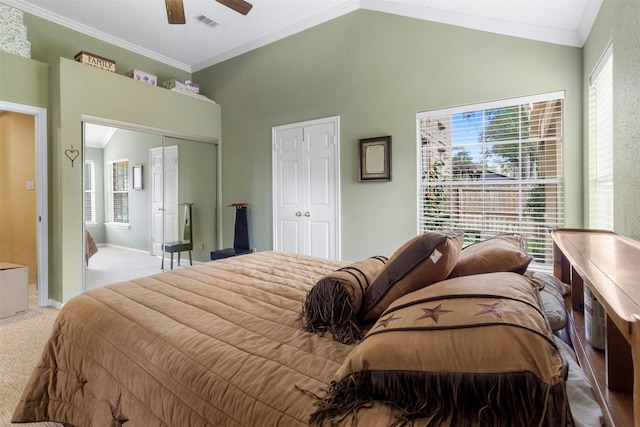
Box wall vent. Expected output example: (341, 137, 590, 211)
(196, 14, 218, 27)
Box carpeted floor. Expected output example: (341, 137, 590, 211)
(1, 245, 177, 426)
(0, 284, 62, 427)
(85, 244, 168, 290)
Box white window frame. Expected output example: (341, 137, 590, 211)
(416, 91, 565, 271)
(588, 44, 613, 231)
(105, 158, 129, 228)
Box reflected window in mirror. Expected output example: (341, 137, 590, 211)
(84, 160, 96, 225)
(106, 159, 129, 226)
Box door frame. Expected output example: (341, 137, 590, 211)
(271, 115, 341, 259)
(0, 100, 49, 307)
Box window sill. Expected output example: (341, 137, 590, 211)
(105, 222, 130, 230)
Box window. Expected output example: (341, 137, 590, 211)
(417, 92, 564, 270)
(84, 160, 96, 224)
(106, 159, 129, 225)
(589, 45, 613, 230)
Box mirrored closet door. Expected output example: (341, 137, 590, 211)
(82, 122, 217, 291)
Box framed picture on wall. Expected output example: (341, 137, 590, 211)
(358, 136, 391, 181)
(132, 164, 143, 190)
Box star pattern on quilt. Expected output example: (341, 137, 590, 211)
(75, 370, 88, 397)
(475, 301, 510, 318)
(110, 393, 129, 427)
(416, 303, 453, 323)
(375, 314, 402, 329)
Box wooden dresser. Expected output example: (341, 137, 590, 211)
(552, 229, 640, 427)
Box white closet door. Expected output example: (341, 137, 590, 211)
(303, 122, 337, 259)
(150, 145, 178, 257)
(274, 126, 305, 254)
(273, 116, 340, 260)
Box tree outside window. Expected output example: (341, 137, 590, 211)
(418, 93, 564, 269)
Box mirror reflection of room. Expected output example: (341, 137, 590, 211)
(83, 123, 217, 291)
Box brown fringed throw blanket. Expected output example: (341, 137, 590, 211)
(309, 272, 572, 427)
(300, 256, 388, 344)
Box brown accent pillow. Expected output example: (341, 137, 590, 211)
(448, 233, 532, 278)
(299, 256, 388, 344)
(310, 272, 570, 427)
(359, 231, 463, 322)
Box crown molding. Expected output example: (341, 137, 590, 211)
(577, 0, 604, 46)
(3, 0, 192, 72)
(362, 0, 591, 48)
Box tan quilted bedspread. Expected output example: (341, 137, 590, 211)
(12, 252, 406, 427)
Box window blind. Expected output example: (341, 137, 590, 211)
(84, 160, 95, 223)
(589, 45, 613, 230)
(417, 92, 564, 270)
(106, 159, 129, 224)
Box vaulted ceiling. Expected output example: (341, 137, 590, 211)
(4, 0, 602, 72)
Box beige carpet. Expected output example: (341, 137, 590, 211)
(0, 284, 63, 427)
(1, 247, 185, 426)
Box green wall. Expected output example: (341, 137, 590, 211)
(195, 10, 583, 261)
(2, 10, 222, 304)
(583, 0, 640, 240)
(54, 58, 220, 303)
(101, 129, 163, 251)
(0, 51, 48, 107)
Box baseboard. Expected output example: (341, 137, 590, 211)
(47, 299, 64, 310)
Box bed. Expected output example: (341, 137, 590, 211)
(12, 235, 603, 426)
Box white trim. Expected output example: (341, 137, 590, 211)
(81, 115, 219, 144)
(590, 42, 614, 85)
(578, 0, 605, 47)
(0, 101, 49, 307)
(48, 299, 64, 311)
(105, 222, 131, 229)
(362, 1, 587, 48)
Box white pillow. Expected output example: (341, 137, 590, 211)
(554, 337, 604, 427)
(540, 285, 567, 331)
(527, 271, 569, 331)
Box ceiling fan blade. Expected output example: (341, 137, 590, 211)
(165, 0, 186, 24)
(216, 0, 253, 15)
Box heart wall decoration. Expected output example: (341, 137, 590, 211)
(65, 145, 79, 167)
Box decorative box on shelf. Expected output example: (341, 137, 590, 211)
(74, 51, 116, 72)
(162, 77, 200, 94)
(126, 69, 157, 85)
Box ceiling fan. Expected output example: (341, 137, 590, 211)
(165, 0, 253, 24)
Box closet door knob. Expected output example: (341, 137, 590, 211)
(304, 212, 311, 217)
(295, 211, 302, 217)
